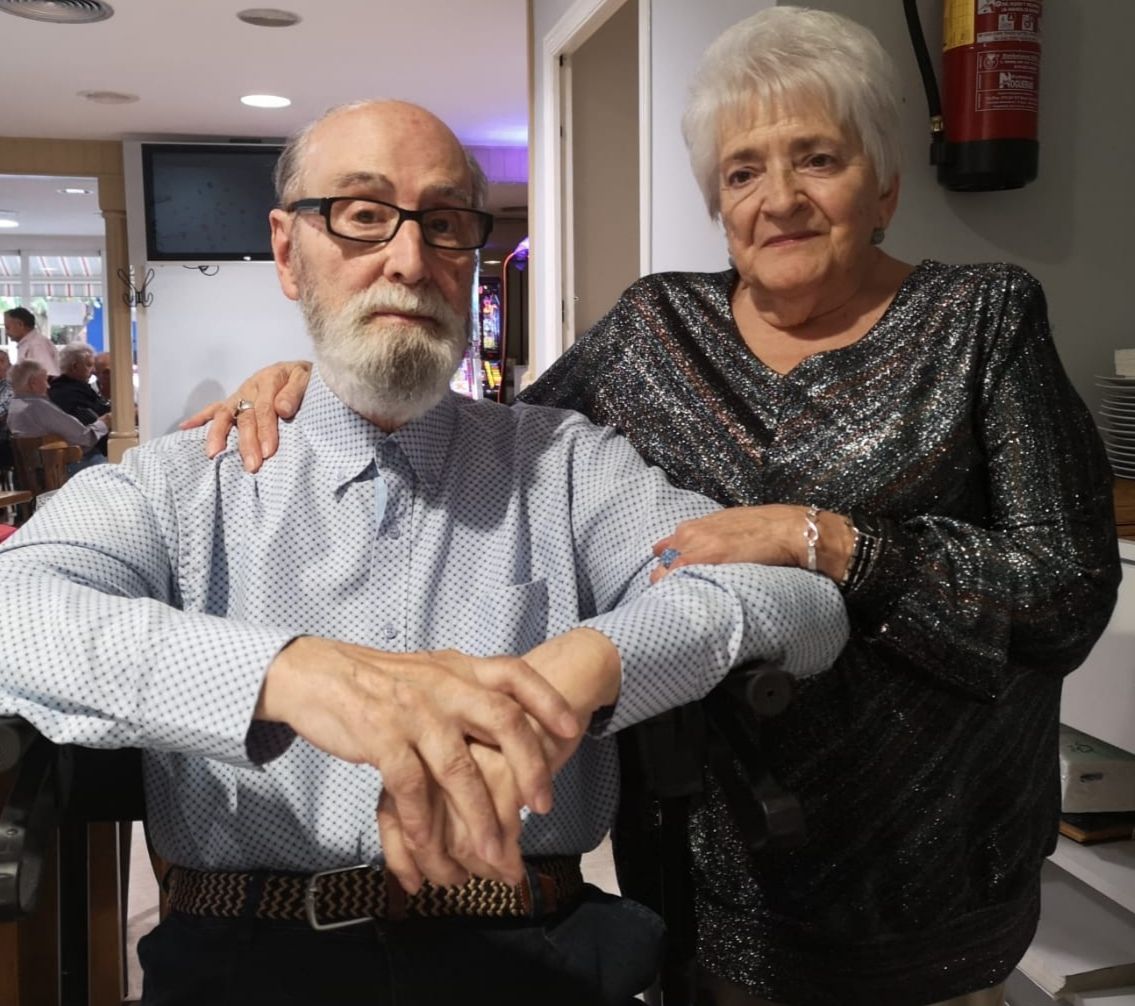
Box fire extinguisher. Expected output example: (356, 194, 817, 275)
(904, 0, 1043, 191)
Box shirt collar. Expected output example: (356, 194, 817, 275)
(296, 367, 456, 493)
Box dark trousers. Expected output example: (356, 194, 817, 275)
(138, 884, 663, 1006)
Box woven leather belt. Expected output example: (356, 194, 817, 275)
(165, 856, 584, 930)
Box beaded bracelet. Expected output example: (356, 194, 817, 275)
(839, 512, 883, 593)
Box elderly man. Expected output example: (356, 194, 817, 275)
(3, 306, 59, 376)
(92, 350, 113, 401)
(7, 360, 107, 471)
(0, 101, 847, 1006)
(48, 343, 111, 455)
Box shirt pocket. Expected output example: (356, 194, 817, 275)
(472, 577, 550, 654)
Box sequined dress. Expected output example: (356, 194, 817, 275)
(519, 261, 1120, 1005)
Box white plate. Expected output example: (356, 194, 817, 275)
(1106, 445, 1135, 460)
(1102, 431, 1135, 445)
(1111, 461, 1135, 478)
(1096, 374, 1135, 385)
(1099, 404, 1135, 419)
(1100, 392, 1135, 406)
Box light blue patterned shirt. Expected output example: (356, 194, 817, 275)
(0, 371, 847, 871)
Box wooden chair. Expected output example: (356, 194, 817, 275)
(10, 437, 82, 521)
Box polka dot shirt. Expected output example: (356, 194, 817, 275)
(0, 370, 848, 871)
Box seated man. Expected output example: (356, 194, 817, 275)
(0, 100, 848, 1006)
(49, 343, 111, 455)
(7, 360, 107, 473)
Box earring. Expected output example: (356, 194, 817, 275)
(870, 227, 886, 246)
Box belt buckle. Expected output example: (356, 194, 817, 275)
(304, 864, 374, 931)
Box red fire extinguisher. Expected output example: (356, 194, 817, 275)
(905, 0, 1043, 191)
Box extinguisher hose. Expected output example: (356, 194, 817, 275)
(902, 0, 947, 163)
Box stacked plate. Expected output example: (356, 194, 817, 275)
(1097, 375, 1135, 479)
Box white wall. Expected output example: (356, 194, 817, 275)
(123, 140, 314, 440)
(808, 0, 1135, 417)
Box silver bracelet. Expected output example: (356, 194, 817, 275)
(803, 505, 820, 572)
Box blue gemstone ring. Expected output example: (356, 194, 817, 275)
(660, 547, 681, 569)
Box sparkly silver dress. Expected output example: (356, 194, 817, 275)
(520, 261, 1120, 1005)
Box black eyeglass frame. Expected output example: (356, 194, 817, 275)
(286, 196, 494, 251)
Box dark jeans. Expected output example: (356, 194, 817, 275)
(138, 884, 664, 1006)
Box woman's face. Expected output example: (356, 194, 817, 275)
(717, 102, 898, 305)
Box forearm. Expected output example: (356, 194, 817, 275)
(584, 563, 847, 734)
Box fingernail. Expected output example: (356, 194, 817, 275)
(261, 441, 272, 456)
(533, 787, 552, 815)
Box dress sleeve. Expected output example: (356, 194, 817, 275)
(846, 270, 1120, 699)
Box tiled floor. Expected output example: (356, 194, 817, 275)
(124, 824, 621, 1001)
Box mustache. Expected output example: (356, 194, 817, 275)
(345, 282, 457, 327)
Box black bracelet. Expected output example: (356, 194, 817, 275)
(840, 511, 883, 594)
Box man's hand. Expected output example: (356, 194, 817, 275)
(179, 360, 312, 472)
(375, 628, 622, 890)
(255, 636, 581, 887)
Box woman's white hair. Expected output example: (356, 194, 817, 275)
(682, 6, 902, 219)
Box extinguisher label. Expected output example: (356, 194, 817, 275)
(943, 0, 975, 51)
(975, 49, 1040, 113)
(976, 0, 1042, 45)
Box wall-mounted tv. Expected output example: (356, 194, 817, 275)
(142, 143, 282, 262)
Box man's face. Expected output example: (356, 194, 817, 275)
(3, 315, 29, 342)
(269, 103, 477, 425)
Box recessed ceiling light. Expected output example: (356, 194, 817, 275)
(236, 7, 300, 27)
(59, 187, 93, 195)
(0, 219, 19, 229)
(241, 94, 291, 109)
(483, 259, 502, 265)
(78, 89, 139, 104)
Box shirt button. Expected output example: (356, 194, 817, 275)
(383, 623, 398, 640)
(387, 526, 401, 539)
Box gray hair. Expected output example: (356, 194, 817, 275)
(273, 100, 489, 210)
(682, 6, 902, 219)
(10, 360, 45, 392)
(58, 342, 94, 376)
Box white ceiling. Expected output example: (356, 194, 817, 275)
(0, 0, 528, 239)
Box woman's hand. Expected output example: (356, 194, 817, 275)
(651, 504, 855, 584)
(179, 361, 312, 472)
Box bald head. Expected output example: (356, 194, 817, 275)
(274, 100, 487, 211)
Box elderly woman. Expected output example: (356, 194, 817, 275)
(198, 8, 1118, 1005)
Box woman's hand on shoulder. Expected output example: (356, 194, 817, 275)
(179, 360, 312, 472)
(651, 504, 854, 584)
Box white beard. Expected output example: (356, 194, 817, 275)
(298, 272, 469, 427)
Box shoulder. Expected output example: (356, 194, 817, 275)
(915, 259, 1044, 303)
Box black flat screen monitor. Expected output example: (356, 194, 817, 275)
(142, 143, 282, 261)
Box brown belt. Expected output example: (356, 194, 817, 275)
(165, 856, 584, 930)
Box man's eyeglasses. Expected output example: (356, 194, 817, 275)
(286, 197, 494, 251)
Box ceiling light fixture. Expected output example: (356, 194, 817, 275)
(236, 7, 300, 28)
(59, 187, 93, 195)
(0, 212, 19, 229)
(0, 0, 114, 24)
(240, 94, 291, 109)
(78, 89, 139, 104)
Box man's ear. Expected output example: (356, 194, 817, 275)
(270, 209, 300, 302)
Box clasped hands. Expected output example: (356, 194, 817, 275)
(256, 630, 619, 894)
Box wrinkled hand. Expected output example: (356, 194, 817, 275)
(651, 504, 854, 584)
(179, 360, 312, 472)
(375, 627, 620, 891)
(256, 636, 581, 888)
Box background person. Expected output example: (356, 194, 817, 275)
(0, 99, 848, 1006)
(93, 350, 113, 402)
(207, 8, 1120, 1006)
(3, 306, 60, 376)
(49, 343, 111, 455)
(8, 360, 107, 473)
